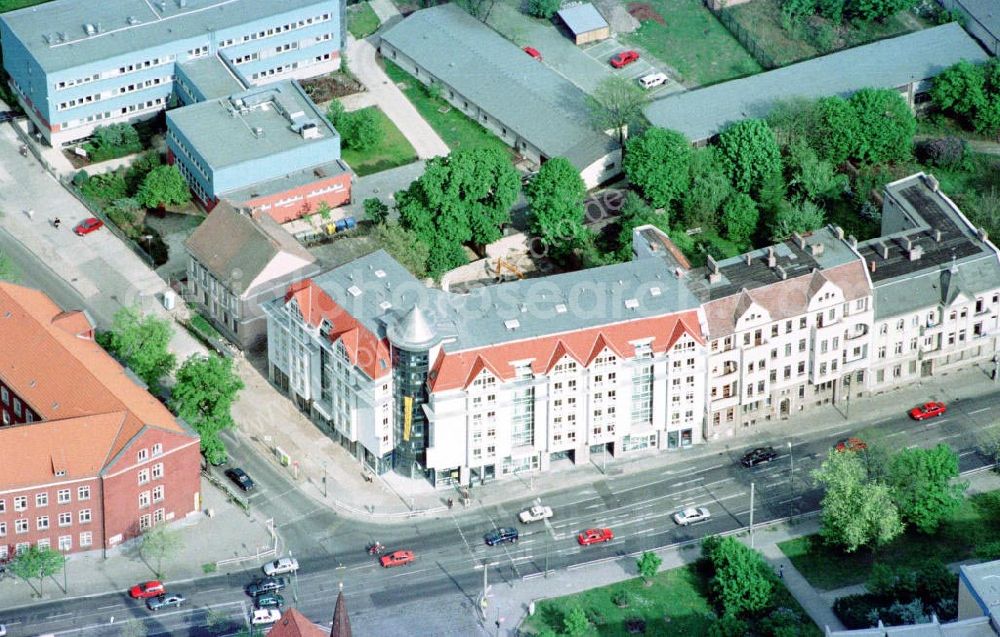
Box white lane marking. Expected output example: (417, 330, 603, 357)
(971, 407, 992, 415)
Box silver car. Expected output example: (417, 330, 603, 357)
(673, 507, 711, 526)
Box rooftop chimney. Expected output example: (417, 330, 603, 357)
(767, 246, 776, 267)
(869, 260, 876, 273)
(810, 243, 824, 256)
(978, 228, 989, 243)
(745, 252, 752, 266)
(934, 229, 942, 243)
(793, 232, 805, 250)
(879, 242, 889, 259)
(848, 235, 858, 249)
(908, 245, 924, 261)
(903, 237, 912, 251)
(923, 174, 939, 192)
(775, 265, 787, 280)
(834, 225, 845, 240)
(706, 254, 720, 275)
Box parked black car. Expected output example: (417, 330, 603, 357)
(255, 592, 285, 609)
(246, 576, 287, 597)
(225, 467, 255, 491)
(484, 527, 519, 546)
(740, 446, 778, 467)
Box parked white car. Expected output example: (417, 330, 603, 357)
(251, 608, 282, 625)
(639, 72, 668, 89)
(673, 507, 711, 526)
(518, 504, 554, 524)
(263, 557, 299, 576)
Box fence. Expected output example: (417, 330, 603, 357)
(704, 1, 778, 70)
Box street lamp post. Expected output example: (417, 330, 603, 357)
(323, 461, 328, 498)
(749, 482, 755, 548)
(788, 441, 794, 520)
(289, 550, 299, 604)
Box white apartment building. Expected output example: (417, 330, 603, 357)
(859, 173, 1000, 392)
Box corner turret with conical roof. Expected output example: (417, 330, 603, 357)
(387, 304, 441, 351)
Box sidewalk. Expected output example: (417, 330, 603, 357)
(232, 354, 1000, 522)
(0, 480, 274, 610)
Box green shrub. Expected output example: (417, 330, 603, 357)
(80, 171, 128, 202)
(525, 0, 560, 18)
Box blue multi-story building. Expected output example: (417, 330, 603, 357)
(0, 0, 343, 146)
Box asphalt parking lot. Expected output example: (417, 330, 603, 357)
(583, 38, 683, 97)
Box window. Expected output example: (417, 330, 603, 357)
(152, 463, 163, 480)
(36, 492, 48, 507)
(138, 469, 150, 485)
(80, 531, 93, 547)
(153, 508, 165, 524)
(37, 538, 50, 550)
(0, 522, 5, 536)
(78, 486, 91, 500)
(58, 511, 72, 527)
(15, 519, 28, 534)
(152, 443, 163, 456)
(79, 509, 91, 524)
(14, 496, 27, 511)
(139, 491, 150, 508)
(137, 449, 148, 462)
(139, 514, 151, 531)
(57, 489, 70, 504)
(152, 485, 164, 503)
(1, 387, 6, 403)
(0, 499, 5, 513)
(37, 516, 49, 530)
(58, 535, 72, 551)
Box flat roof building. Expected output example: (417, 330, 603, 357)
(556, 4, 611, 45)
(379, 3, 620, 189)
(0, 0, 344, 145)
(166, 80, 352, 222)
(643, 24, 989, 143)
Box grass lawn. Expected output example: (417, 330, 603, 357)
(0, 0, 51, 10)
(780, 490, 1000, 591)
(382, 60, 512, 155)
(339, 106, 417, 176)
(520, 564, 717, 636)
(347, 2, 381, 39)
(727, 0, 925, 67)
(623, 0, 761, 87)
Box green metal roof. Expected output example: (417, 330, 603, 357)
(644, 24, 990, 141)
(1, 0, 332, 73)
(380, 3, 616, 169)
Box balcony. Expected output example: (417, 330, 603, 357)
(713, 360, 739, 378)
(845, 323, 869, 341)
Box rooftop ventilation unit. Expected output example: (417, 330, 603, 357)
(347, 285, 362, 297)
(298, 121, 321, 139)
(504, 319, 520, 331)
(252, 127, 264, 138)
(649, 286, 661, 297)
(379, 301, 393, 311)
(84, 23, 96, 36)
(127, 16, 140, 25)
(374, 269, 386, 279)
(555, 304, 567, 314)
(624, 298, 639, 310)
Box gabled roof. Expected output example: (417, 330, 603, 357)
(265, 608, 330, 637)
(0, 284, 195, 489)
(429, 310, 703, 392)
(184, 200, 316, 295)
(643, 24, 990, 141)
(557, 3, 608, 35)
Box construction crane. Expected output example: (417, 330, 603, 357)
(495, 257, 524, 281)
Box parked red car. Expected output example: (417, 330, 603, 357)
(74, 217, 104, 236)
(577, 528, 614, 546)
(380, 550, 415, 568)
(909, 401, 947, 421)
(523, 46, 542, 61)
(129, 580, 165, 599)
(835, 437, 867, 452)
(610, 50, 640, 68)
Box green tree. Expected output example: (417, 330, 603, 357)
(769, 199, 825, 241)
(972, 96, 1000, 136)
(339, 108, 384, 151)
(786, 138, 847, 201)
(721, 193, 759, 244)
(9, 546, 65, 596)
(170, 354, 244, 463)
(371, 222, 431, 278)
(102, 306, 176, 390)
(87, 123, 142, 160)
(396, 147, 519, 277)
(717, 119, 782, 195)
(107, 197, 143, 229)
(708, 614, 750, 637)
(615, 192, 670, 261)
(136, 164, 191, 209)
(364, 197, 390, 225)
(81, 171, 128, 202)
(141, 523, 183, 578)
(525, 0, 560, 18)
(849, 0, 918, 23)
(702, 536, 775, 616)
(563, 606, 590, 637)
(525, 157, 588, 261)
(931, 60, 988, 123)
(0, 250, 19, 282)
(813, 449, 904, 552)
(124, 151, 163, 193)
(326, 100, 346, 127)
(887, 444, 967, 534)
(636, 550, 663, 583)
(623, 127, 692, 209)
(588, 76, 648, 145)
(848, 88, 915, 164)
(810, 96, 860, 165)
(681, 147, 732, 230)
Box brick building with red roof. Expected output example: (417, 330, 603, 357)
(0, 284, 201, 559)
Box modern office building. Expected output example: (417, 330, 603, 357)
(0, 0, 343, 146)
(166, 80, 351, 221)
(0, 284, 201, 558)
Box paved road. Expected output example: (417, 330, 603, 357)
(6, 389, 998, 636)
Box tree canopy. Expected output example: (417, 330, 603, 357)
(396, 147, 520, 278)
(721, 193, 759, 245)
(588, 76, 648, 145)
(136, 164, 192, 209)
(10, 546, 65, 596)
(615, 192, 670, 261)
(931, 59, 1000, 137)
(887, 444, 967, 534)
(623, 127, 692, 209)
(141, 522, 184, 578)
(525, 157, 588, 261)
(702, 536, 776, 616)
(717, 119, 782, 195)
(681, 146, 732, 230)
(372, 221, 431, 279)
(813, 449, 904, 552)
(101, 306, 176, 390)
(170, 354, 244, 465)
(848, 88, 915, 164)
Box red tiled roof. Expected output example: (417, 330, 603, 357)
(266, 608, 329, 637)
(429, 310, 703, 392)
(0, 284, 194, 489)
(284, 280, 391, 379)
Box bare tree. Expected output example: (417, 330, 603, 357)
(588, 76, 649, 146)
